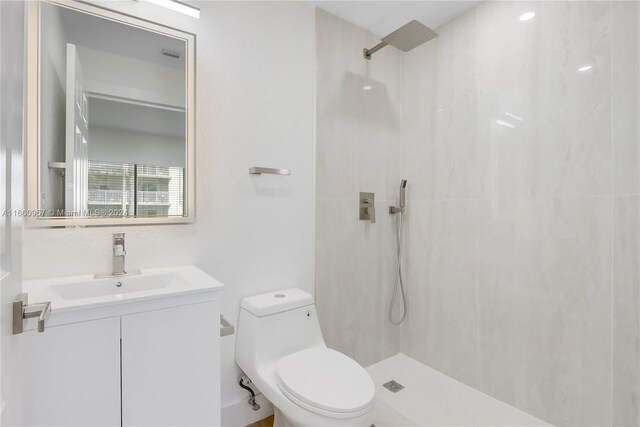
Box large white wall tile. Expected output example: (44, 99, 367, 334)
(400, 199, 479, 386)
(613, 196, 640, 426)
(476, 1, 612, 198)
(315, 9, 403, 203)
(477, 196, 612, 426)
(612, 1, 640, 196)
(315, 8, 403, 367)
(402, 10, 480, 201)
(315, 198, 399, 366)
(377, 204, 404, 360)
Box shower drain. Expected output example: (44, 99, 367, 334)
(382, 380, 405, 393)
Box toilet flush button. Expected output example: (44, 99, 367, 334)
(274, 293, 285, 298)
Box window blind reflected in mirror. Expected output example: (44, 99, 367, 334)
(88, 161, 184, 218)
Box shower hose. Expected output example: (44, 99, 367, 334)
(389, 210, 407, 325)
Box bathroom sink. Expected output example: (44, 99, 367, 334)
(49, 273, 175, 301)
(22, 265, 225, 313)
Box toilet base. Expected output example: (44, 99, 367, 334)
(272, 405, 376, 427)
(273, 408, 295, 427)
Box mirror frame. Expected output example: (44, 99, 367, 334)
(26, 0, 196, 227)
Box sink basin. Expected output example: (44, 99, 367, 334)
(22, 265, 225, 313)
(50, 273, 176, 301)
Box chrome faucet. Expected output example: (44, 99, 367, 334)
(112, 233, 127, 276)
(94, 233, 140, 279)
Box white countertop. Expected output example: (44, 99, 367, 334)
(23, 265, 224, 314)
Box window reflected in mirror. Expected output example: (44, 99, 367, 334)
(87, 161, 184, 218)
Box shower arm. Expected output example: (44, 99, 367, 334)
(363, 41, 389, 60)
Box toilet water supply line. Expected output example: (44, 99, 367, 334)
(239, 376, 261, 411)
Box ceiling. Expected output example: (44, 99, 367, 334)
(52, 2, 185, 69)
(311, 1, 481, 36)
(88, 97, 185, 139)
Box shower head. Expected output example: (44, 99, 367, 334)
(364, 20, 439, 60)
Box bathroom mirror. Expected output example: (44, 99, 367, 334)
(27, 0, 195, 226)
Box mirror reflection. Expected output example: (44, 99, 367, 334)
(40, 2, 187, 218)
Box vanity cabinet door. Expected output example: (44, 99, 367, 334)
(22, 317, 121, 426)
(121, 301, 220, 426)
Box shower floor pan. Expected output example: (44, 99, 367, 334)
(366, 353, 551, 427)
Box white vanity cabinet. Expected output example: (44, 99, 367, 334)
(23, 301, 220, 426)
(122, 302, 220, 426)
(21, 266, 224, 427)
(23, 317, 122, 426)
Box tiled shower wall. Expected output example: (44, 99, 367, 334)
(315, 8, 403, 367)
(315, 2, 640, 426)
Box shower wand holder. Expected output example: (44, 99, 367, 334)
(390, 179, 407, 215)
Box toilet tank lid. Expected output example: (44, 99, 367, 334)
(240, 288, 314, 317)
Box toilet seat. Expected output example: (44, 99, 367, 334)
(275, 347, 375, 419)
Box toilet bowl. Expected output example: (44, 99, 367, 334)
(235, 288, 375, 427)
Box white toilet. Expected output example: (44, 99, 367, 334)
(235, 288, 376, 427)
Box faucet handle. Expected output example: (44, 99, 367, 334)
(368, 205, 376, 223)
(359, 192, 376, 223)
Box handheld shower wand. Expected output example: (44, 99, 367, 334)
(389, 180, 408, 325)
(390, 180, 407, 214)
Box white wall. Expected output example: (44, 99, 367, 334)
(22, 1, 316, 424)
(89, 127, 185, 168)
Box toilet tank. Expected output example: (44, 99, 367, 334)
(235, 288, 325, 373)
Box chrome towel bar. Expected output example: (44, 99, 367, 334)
(249, 167, 290, 176)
